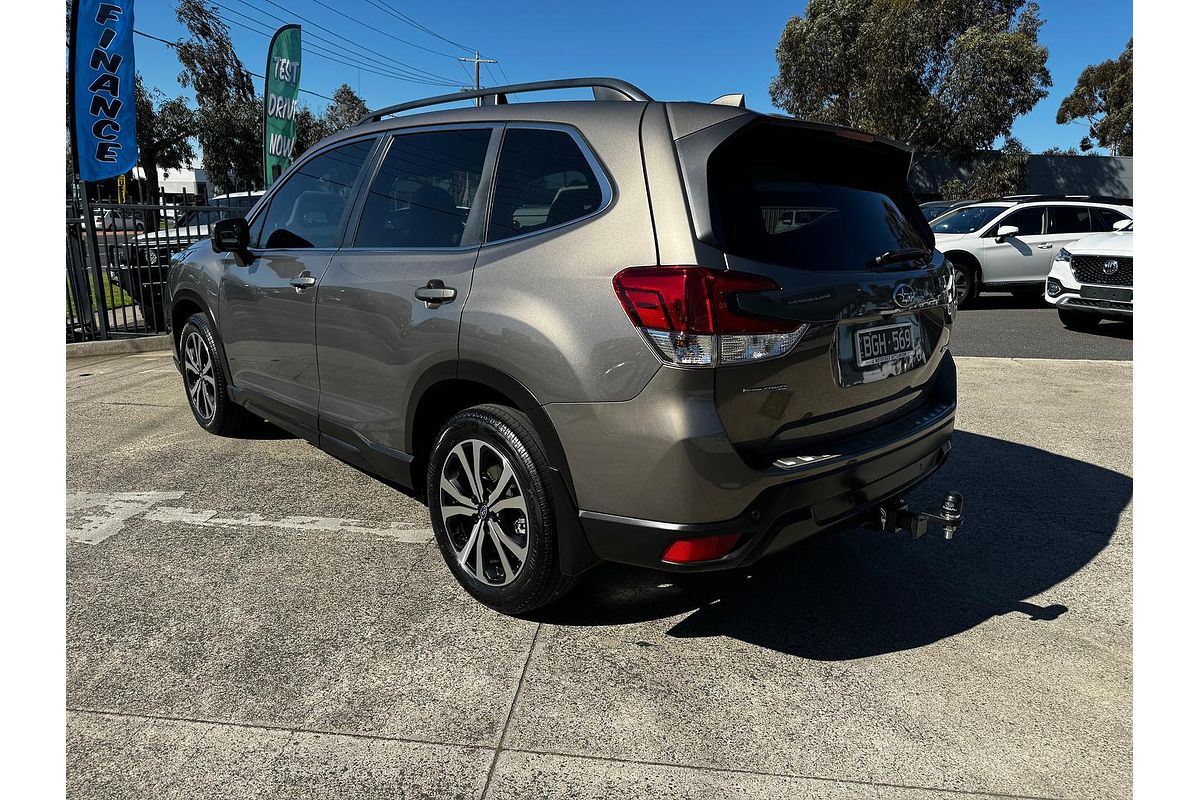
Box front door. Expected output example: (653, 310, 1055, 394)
(315, 126, 496, 462)
(976, 205, 1048, 285)
(219, 138, 376, 436)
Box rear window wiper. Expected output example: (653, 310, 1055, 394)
(869, 247, 930, 268)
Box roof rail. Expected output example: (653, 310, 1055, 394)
(356, 77, 654, 125)
(975, 194, 1133, 205)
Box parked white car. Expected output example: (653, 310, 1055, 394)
(1044, 220, 1132, 330)
(930, 196, 1132, 304)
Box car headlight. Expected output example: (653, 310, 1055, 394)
(1054, 248, 1071, 263)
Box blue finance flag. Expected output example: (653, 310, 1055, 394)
(70, 0, 138, 182)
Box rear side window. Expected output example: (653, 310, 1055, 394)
(257, 139, 374, 249)
(487, 128, 603, 243)
(989, 206, 1044, 237)
(1048, 206, 1093, 235)
(1092, 207, 1130, 231)
(355, 129, 491, 248)
(709, 127, 929, 271)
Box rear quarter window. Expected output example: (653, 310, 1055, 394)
(486, 128, 605, 243)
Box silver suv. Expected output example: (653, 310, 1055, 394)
(167, 78, 959, 613)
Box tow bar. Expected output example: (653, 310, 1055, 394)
(871, 492, 965, 540)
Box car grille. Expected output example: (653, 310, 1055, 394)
(1071, 254, 1132, 286)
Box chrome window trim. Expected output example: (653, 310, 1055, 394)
(480, 122, 615, 248)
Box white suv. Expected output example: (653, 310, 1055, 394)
(1045, 221, 1133, 330)
(930, 197, 1132, 304)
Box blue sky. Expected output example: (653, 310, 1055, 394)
(131, 0, 1132, 154)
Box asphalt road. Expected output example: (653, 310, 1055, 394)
(66, 350, 1132, 799)
(952, 292, 1133, 360)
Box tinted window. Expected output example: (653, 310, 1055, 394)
(354, 129, 490, 248)
(1048, 206, 1092, 235)
(257, 139, 373, 249)
(709, 128, 929, 271)
(487, 129, 603, 243)
(1092, 207, 1130, 231)
(931, 205, 1005, 234)
(991, 206, 1043, 237)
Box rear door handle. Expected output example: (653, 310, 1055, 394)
(290, 272, 317, 290)
(415, 279, 457, 306)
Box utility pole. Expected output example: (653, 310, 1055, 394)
(458, 50, 497, 105)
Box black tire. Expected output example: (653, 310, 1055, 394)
(948, 259, 977, 307)
(1058, 308, 1102, 332)
(427, 404, 576, 614)
(178, 313, 253, 436)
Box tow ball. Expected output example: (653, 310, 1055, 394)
(871, 492, 965, 540)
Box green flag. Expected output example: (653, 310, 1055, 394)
(263, 24, 301, 187)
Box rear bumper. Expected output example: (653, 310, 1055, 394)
(550, 356, 957, 572)
(579, 413, 952, 571)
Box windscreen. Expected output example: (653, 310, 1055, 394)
(709, 126, 929, 271)
(930, 205, 1005, 234)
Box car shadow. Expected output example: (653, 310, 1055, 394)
(1078, 319, 1134, 340)
(961, 292, 1048, 310)
(533, 431, 1129, 660)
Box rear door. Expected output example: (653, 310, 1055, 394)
(681, 120, 955, 463)
(1041, 205, 1103, 272)
(219, 138, 376, 436)
(314, 126, 496, 459)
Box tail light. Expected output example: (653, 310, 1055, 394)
(612, 266, 807, 367)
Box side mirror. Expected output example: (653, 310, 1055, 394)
(995, 225, 1019, 242)
(211, 217, 250, 254)
(1113, 219, 1132, 231)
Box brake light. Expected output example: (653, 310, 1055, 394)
(662, 533, 743, 564)
(612, 266, 807, 366)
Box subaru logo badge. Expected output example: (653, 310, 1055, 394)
(1102, 259, 1119, 276)
(893, 284, 916, 307)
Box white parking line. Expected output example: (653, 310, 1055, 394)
(67, 491, 185, 544)
(67, 491, 433, 545)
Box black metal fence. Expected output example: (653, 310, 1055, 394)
(66, 191, 252, 343)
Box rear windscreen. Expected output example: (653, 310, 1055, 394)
(708, 126, 929, 271)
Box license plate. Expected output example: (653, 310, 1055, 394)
(854, 322, 915, 367)
(1081, 285, 1132, 302)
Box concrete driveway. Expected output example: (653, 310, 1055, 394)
(66, 351, 1131, 799)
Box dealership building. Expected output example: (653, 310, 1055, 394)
(910, 152, 1133, 203)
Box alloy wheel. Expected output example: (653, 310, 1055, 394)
(952, 264, 970, 302)
(439, 438, 530, 586)
(183, 331, 217, 422)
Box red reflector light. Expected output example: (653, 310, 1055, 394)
(661, 533, 743, 564)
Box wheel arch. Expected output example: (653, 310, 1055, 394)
(943, 249, 982, 281)
(407, 360, 595, 576)
(171, 289, 234, 392)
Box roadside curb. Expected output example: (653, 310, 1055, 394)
(66, 335, 172, 359)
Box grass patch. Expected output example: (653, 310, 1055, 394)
(67, 272, 135, 318)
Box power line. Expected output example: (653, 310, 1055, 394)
(134, 28, 337, 101)
(209, 4, 458, 88)
(306, 0, 460, 59)
(361, 0, 479, 55)
(217, 0, 458, 85)
(226, 0, 459, 85)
